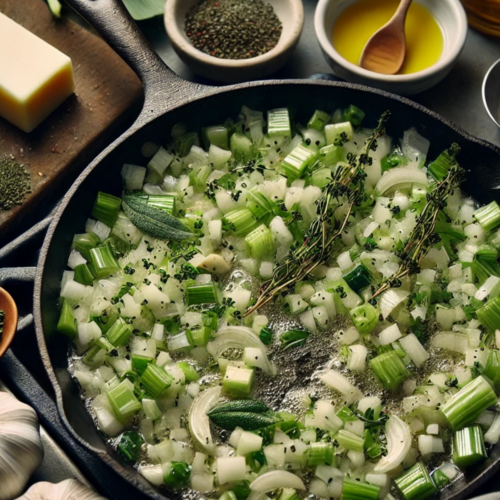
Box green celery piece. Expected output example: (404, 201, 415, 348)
(477, 296, 500, 333)
(394, 462, 437, 500)
(57, 300, 77, 339)
(453, 425, 487, 469)
(342, 105, 365, 128)
(370, 350, 410, 390)
(163, 461, 191, 488)
(91, 191, 121, 228)
(441, 376, 497, 430)
(341, 478, 379, 500)
(177, 361, 200, 382)
(307, 110, 331, 131)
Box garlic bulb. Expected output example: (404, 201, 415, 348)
(0, 392, 44, 500)
(16, 479, 108, 500)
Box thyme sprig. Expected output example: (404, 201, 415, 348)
(244, 111, 391, 316)
(371, 144, 464, 300)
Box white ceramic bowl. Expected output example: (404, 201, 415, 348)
(314, 0, 468, 95)
(165, 0, 304, 84)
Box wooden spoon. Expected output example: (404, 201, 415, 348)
(0, 287, 18, 359)
(359, 0, 413, 75)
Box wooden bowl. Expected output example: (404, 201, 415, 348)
(0, 287, 18, 358)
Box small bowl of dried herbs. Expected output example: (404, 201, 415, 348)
(165, 0, 304, 83)
(0, 287, 18, 359)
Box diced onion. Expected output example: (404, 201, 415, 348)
(375, 166, 428, 196)
(188, 386, 221, 455)
(374, 416, 411, 473)
(318, 369, 363, 405)
(380, 289, 409, 319)
(250, 471, 305, 493)
(207, 326, 276, 375)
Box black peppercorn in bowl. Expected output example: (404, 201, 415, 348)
(164, 0, 304, 83)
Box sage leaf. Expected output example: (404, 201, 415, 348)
(122, 194, 193, 241)
(207, 400, 270, 416)
(208, 411, 283, 431)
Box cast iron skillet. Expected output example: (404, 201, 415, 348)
(34, 0, 500, 498)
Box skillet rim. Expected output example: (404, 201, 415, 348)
(33, 77, 500, 499)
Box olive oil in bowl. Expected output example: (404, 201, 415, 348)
(332, 0, 443, 75)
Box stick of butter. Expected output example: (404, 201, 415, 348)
(0, 13, 75, 133)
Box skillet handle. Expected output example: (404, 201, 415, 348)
(64, 0, 207, 119)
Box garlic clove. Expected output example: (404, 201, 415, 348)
(15, 479, 108, 500)
(0, 392, 44, 500)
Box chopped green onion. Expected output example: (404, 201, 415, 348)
(306, 442, 334, 466)
(474, 201, 500, 232)
(131, 354, 153, 375)
(349, 302, 378, 334)
(307, 110, 330, 131)
(245, 224, 276, 260)
(394, 462, 437, 500)
(342, 105, 365, 128)
(140, 364, 174, 399)
(106, 318, 132, 347)
(185, 282, 218, 306)
(453, 425, 487, 469)
(163, 461, 191, 488)
(341, 478, 379, 500)
(91, 192, 121, 228)
(427, 143, 460, 181)
(441, 376, 497, 430)
(281, 144, 317, 182)
(267, 108, 291, 137)
(343, 263, 372, 293)
(57, 300, 77, 339)
(74, 263, 95, 286)
(370, 350, 410, 390)
(107, 380, 142, 422)
(223, 209, 259, 237)
(177, 361, 200, 382)
(335, 429, 365, 452)
(89, 246, 120, 279)
(259, 326, 273, 345)
(117, 430, 144, 462)
(477, 295, 500, 333)
(73, 232, 101, 260)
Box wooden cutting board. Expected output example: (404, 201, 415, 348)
(0, 0, 143, 244)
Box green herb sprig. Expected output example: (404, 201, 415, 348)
(371, 145, 464, 300)
(245, 111, 391, 316)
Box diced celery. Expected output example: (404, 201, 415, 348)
(223, 365, 254, 396)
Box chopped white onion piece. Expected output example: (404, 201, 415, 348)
(399, 333, 429, 367)
(188, 386, 221, 455)
(380, 289, 409, 319)
(250, 471, 305, 493)
(318, 369, 363, 405)
(374, 416, 411, 473)
(208, 326, 276, 375)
